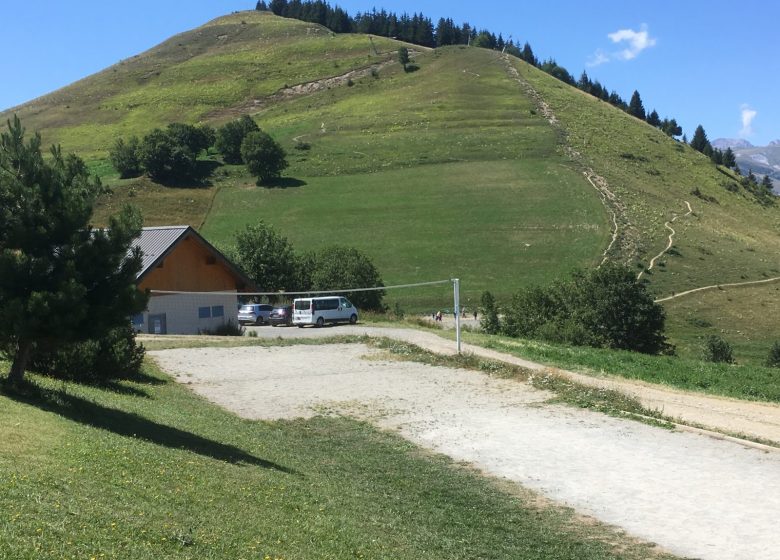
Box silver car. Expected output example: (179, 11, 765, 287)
(237, 303, 274, 325)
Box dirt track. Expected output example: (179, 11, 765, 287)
(150, 326, 780, 560)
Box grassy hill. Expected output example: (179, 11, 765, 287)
(3, 10, 779, 359)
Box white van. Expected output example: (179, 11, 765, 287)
(293, 296, 358, 327)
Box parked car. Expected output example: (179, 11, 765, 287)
(268, 305, 293, 326)
(293, 296, 358, 327)
(237, 303, 274, 325)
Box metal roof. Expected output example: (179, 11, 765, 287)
(131, 226, 256, 291)
(132, 226, 189, 279)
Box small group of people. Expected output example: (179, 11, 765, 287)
(431, 309, 477, 321)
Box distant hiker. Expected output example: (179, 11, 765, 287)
(436, 310, 442, 322)
(473, 310, 478, 320)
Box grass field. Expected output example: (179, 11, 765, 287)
(85, 37, 611, 310)
(0, 359, 676, 559)
(664, 281, 780, 365)
(200, 160, 609, 308)
(450, 329, 780, 402)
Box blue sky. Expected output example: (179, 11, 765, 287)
(2, 1, 778, 145)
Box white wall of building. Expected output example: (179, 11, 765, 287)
(133, 292, 239, 335)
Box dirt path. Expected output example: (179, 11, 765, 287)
(638, 201, 693, 280)
(151, 340, 780, 560)
(655, 275, 780, 303)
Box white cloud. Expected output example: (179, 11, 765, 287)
(740, 104, 757, 138)
(589, 24, 657, 66)
(608, 24, 657, 60)
(586, 49, 610, 68)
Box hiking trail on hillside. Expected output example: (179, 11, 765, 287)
(637, 201, 693, 280)
(500, 54, 633, 266)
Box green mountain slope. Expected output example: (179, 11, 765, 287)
(6, 11, 402, 156)
(3, 10, 779, 356)
(516, 60, 780, 296)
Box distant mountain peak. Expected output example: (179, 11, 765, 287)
(769, 140, 780, 147)
(712, 138, 754, 149)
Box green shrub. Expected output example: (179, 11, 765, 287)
(216, 115, 259, 164)
(703, 335, 734, 364)
(138, 128, 197, 181)
(29, 325, 145, 381)
(534, 319, 594, 347)
(501, 264, 668, 354)
(108, 136, 142, 178)
(766, 341, 780, 367)
(240, 130, 288, 184)
(479, 291, 500, 335)
(165, 123, 214, 155)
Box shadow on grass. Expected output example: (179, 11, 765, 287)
(61, 369, 167, 399)
(1, 380, 297, 474)
(157, 160, 222, 188)
(259, 177, 307, 189)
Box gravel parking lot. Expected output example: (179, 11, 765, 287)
(151, 336, 780, 560)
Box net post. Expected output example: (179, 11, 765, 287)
(453, 278, 461, 354)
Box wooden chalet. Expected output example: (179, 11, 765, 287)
(132, 226, 255, 334)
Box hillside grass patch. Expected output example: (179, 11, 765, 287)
(201, 160, 609, 309)
(460, 331, 780, 403)
(516, 60, 780, 297)
(664, 282, 780, 365)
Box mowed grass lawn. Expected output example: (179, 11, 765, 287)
(201, 160, 609, 308)
(0, 359, 675, 560)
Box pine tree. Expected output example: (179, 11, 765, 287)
(646, 109, 661, 127)
(0, 116, 147, 383)
(690, 125, 711, 153)
(722, 147, 737, 168)
(761, 175, 774, 191)
(661, 118, 682, 138)
(578, 71, 592, 92)
(521, 42, 537, 66)
(628, 90, 646, 120)
(479, 291, 500, 334)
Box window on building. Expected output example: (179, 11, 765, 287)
(211, 305, 224, 318)
(198, 306, 211, 319)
